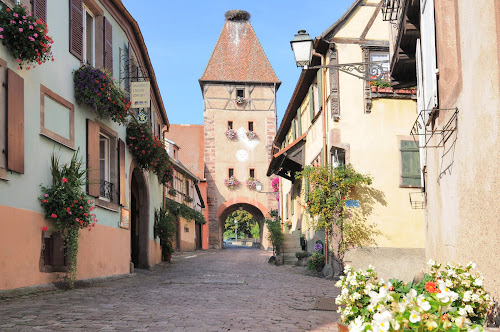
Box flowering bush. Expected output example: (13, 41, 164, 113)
(314, 243, 323, 252)
(246, 177, 259, 190)
(235, 96, 247, 105)
(0, 4, 54, 69)
(335, 260, 493, 331)
(225, 129, 238, 140)
(39, 151, 97, 288)
(307, 252, 325, 271)
(246, 131, 257, 140)
(271, 177, 280, 192)
(126, 120, 173, 185)
(224, 176, 240, 190)
(74, 66, 131, 125)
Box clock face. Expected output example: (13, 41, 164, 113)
(236, 149, 249, 162)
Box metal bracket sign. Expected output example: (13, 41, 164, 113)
(345, 200, 360, 208)
(131, 81, 151, 108)
(137, 109, 148, 123)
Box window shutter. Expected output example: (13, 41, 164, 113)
(103, 17, 113, 72)
(69, 0, 83, 61)
(32, 0, 47, 23)
(317, 69, 322, 111)
(86, 119, 100, 197)
(7, 69, 24, 174)
(296, 111, 302, 136)
(401, 140, 421, 187)
(309, 86, 314, 121)
(118, 138, 127, 205)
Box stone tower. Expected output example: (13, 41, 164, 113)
(200, 10, 280, 249)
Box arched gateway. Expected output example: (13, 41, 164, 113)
(200, 10, 280, 249)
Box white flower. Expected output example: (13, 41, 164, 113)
(474, 276, 484, 287)
(391, 320, 400, 330)
(436, 282, 458, 303)
(458, 307, 467, 316)
(467, 261, 476, 269)
(348, 316, 365, 332)
(445, 279, 453, 287)
(463, 290, 472, 302)
(369, 286, 390, 306)
(373, 311, 392, 332)
(409, 310, 421, 323)
(417, 295, 431, 311)
(427, 259, 436, 267)
(472, 294, 480, 302)
(465, 305, 474, 314)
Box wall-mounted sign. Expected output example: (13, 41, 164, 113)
(137, 109, 148, 123)
(120, 208, 130, 229)
(130, 81, 150, 108)
(345, 200, 360, 208)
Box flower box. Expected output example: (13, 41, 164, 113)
(225, 129, 238, 140)
(246, 177, 259, 190)
(224, 176, 240, 190)
(235, 96, 247, 105)
(0, 4, 54, 70)
(246, 131, 257, 140)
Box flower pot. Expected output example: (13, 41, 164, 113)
(377, 87, 393, 93)
(316, 263, 325, 272)
(337, 322, 348, 332)
(370, 86, 377, 92)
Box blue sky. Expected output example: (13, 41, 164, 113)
(121, 0, 354, 126)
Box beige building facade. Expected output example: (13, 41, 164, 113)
(387, 0, 500, 298)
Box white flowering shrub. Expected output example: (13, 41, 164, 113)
(335, 260, 493, 331)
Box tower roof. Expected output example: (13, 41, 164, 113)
(200, 10, 280, 86)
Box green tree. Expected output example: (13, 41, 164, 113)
(265, 210, 283, 256)
(296, 164, 380, 274)
(224, 210, 256, 237)
(250, 222, 260, 239)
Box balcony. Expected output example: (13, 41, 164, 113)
(100, 180, 116, 203)
(387, 0, 420, 87)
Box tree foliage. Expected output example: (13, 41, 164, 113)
(154, 207, 177, 261)
(224, 210, 256, 237)
(265, 210, 284, 256)
(296, 164, 381, 269)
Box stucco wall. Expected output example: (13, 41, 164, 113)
(425, 0, 500, 299)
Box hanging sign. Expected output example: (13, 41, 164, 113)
(137, 109, 148, 123)
(120, 208, 130, 229)
(345, 200, 360, 208)
(130, 81, 151, 108)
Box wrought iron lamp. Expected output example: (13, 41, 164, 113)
(290, 30, 390, 81)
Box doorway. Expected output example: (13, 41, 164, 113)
(130, 168, 150, 268)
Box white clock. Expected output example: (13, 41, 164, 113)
(236, 150, 249, 162)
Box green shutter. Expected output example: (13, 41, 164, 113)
(401, 140, 421, 186)
(317, 69, 322, 111)
(292, 118, 296, 140)
(309, 86, 314, 122)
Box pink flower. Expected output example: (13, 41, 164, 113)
(19, 28, 23, 32)
(0, 35, 3, 39)
(0, 28, 3, 32)
(51, 213, 57, 218)
(44, 194, 49, 198)
(33, 33, 37, 37)
(62, 178, 68, 183)
(13, 13, 18, 17)
(29, 25, 33, 30)
(76, 218, 79, 221)
(42, 226, 48, 231)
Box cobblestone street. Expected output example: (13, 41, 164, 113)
(0, 247, 340, 331)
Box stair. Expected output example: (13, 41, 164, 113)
(282, 231, 301, 265)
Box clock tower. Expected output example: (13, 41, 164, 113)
(200, 10, 280, 249)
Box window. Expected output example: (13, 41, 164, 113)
(99, 133, 111, 201)
(83, 6, 95, 66)
(40, 85, 75, 149)
(42, 232, 68, 273)
(249, 169, 255, 178)
(400, 140, 421, 187)
(248, 121, 253, 131)
(185, 179, 189, 196)
(228, 168, 234, 178)
(236, 89, 244, 98)
(369, 51, 390, 79)
(331, 148, 346, 168)
(228, 121, 233, 129)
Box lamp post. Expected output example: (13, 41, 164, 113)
(234, 219, 238, 241)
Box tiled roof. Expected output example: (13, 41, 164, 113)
(200, 11, 280, 84)
(164, 125, 205, 179)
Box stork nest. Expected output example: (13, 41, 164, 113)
(225, 10, 250, 21)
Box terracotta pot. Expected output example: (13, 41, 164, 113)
(338, 322, 349, 332)
(370, 86, 377, 92)
(377, 87, 393, 93)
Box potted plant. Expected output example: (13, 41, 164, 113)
(154, 207, 177, 263)
(246, 131, 257, 140)
(246, 177, 259, 190)
(307, 252, 325, 272)
(224, 176, 240, 190)
(235, 96, 247, 105)
(225, 128, 238, 140)
(168, 188, 177, 197)
(0, 4, 54, 70)
(295, 251, 309, 266)
(335, 260, 494, 331)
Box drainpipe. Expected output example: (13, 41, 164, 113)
(312, 50, 329, 265)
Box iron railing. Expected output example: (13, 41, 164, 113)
(100, 180, 115, 202)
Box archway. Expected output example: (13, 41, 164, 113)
(216, 198, 270, 249)
(130, 168, 150, 268)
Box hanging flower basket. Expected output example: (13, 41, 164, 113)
(246, 131, 257, 140)
(225, 129, 238, 140)
(235, 96, 247, 105)
(0, 4, 54, 70)
(74, 66, 131, 125)
(246, 177, 259, 190)
(271, 177, 280, 193)
(224, 176, 240, 190)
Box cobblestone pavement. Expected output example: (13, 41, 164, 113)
(0, 246, 340, 331)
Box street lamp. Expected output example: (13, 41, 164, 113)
(290, 30, 390, 81)
(255, 182, 275, 194)
(290, 30, 314, 68)
(234, 219, 238, 241)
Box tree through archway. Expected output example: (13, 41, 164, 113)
(224, 210, 260, 243)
